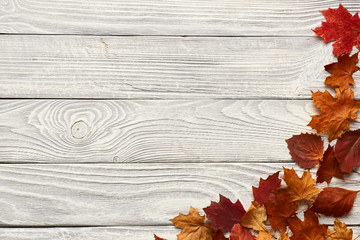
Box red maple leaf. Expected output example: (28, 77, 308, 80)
(316, 145, 344, 184)
(203, 195, 246, 232)
(314, 4, 360, 56)
(335, 129, 360, 173)
(213, 230, 228, 240)
(252, 172, 281, 205)
(288, 210, 328, 240)
(154, 234, 167, 240)
(286, 133, 324, 168)
(229, 224, 255, 240)
(311, 187, 360, 217)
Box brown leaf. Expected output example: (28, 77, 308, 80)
(252, 172, 281, 205)
(335, 129, 360, 173)
(308, 88, 360, 141)
(212, 230, 228, 240)
(286, 133, 324, 168)
(241, 201, 267, 232)
(324, 52, 359, 91)
(203, 195, 246, 232)
(171, 206, 213, 240)
(311, 187, 359, 217)
(229, 224, 255, 240)
(278, 232, 290, 240)
(316, 145, 344, 184)
(288, 210, 328, 240)
(256, 231, 273, 240)
(325, 218, 353, 240)
(280, 168, 320, 204)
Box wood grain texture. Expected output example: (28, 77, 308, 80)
(0, 99, 335, 163)
(1, 226, 358, 240)
(0, 163, 358, 226)
(0, 0, 359, 36)
(0, 35, 342, 99)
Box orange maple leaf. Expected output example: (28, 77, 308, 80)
(325, 218, 353, 240)
(256, 231, 273, 240)
(278, 168, 320, 204)
(308, 88, 360, 141)
(241, 201, 267, 232)
(171, 207, 213, 240)
(278, 233, 290, 240)
(324, 52, 359, 91)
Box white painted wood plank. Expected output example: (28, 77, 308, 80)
(0, 0, 359, 36)
(0, 163, 358, 226)
(0, 99, 328, 163)
(0, 35, 339, 99)
(0, 226, 358, 240)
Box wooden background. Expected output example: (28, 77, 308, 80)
(0, 0, 360, 239)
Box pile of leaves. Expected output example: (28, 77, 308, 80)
(155, 4, 360, 240)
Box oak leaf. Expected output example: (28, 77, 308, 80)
(325, 218, 353, 240)
(288, 210, 328, 240)
(286, 133, 324, 168)
(335, 129, 360, 173)
(203, 195, 246, 232)
(229, 224, 255, 240)
(314, 4, 360, 55)
(241, 201, 267, 232)
(311, 187, 359, 217)
(265, 191, 298, 233)
(316, 145, 343, 184)
(154, 234, 167, 240)
(280, 168, 320, 204)
(252, 172, 281, 205)
(256, 231, 273, 240)
(212, 230, 228, 240)
(308, 88, 360, 141)
(324, 52, 359, 91)
(171, 206, 213, 240)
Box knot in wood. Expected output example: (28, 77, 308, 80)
(71, 120, 88, 139)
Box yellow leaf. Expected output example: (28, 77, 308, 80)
(241, 201, 267, 232)
(325, 218, 353, 240)
(256, 231, 274, 240)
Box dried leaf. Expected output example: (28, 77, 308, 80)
(278, 232, 290, 240)
(325, 52, 359, 91)
(241, 201, 267, 232)
(171, 206, 213, 240)
(286, 133, 324, 168)
(316, 145, 344, 184)
(256, 231, 273, 240)
(252, 172, 281, 205)
(311, 187, 359, 217)
(229, 224, 256, 240)
(308, 88, 360, 141)
(154, 234, 167, 240)
(314, 4, 360, 55)
(288, 210, 328, 240)
(335, 129, 360, 173)
(203, 195, 246, 232)
(325, 218, 353, 240)
(212, 230, 228, 240)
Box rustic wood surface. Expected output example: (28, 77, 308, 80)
(1, 0, 360, 239)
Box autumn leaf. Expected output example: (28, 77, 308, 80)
(171, 206, 213, 240)
(213, 230, 228, 240)
(325, 218, 353, 240)
(154, 234, 167, 240)
(252, 172, 281, 205)
(229, 224, 256, 240)
(324, 52, 360, 91)
(308, 88, 360, 141)
(316, 145, 344, 184)
(203, 195, 246, 232)
(335, 129, 360, 173)
(286, 133, 324, 168)
(256, 231, 273, 240)
(265, 191, 298, 233)
(279, 168, 320, 204)
(311, 187, 360, 217)
(241, 201, 267, 232)
(288, 210, 328, 240)
(314, 4, 360, 55)
(279, 233, 290, 240)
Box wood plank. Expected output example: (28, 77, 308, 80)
(0, 0, 358, 36)
(0, 35, 339, 99)
(0, 226, 359, 240)
(0, 99, 332, 163)
(0, 163, 358, 226)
